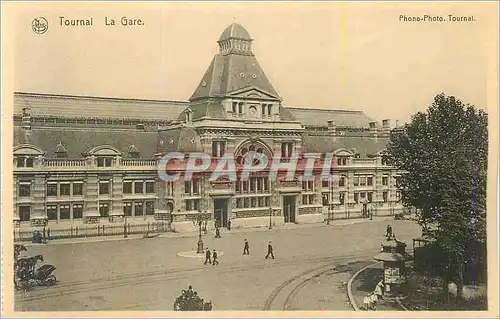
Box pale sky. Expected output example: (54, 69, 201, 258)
(8, 1, 498, 124)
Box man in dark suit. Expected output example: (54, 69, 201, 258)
(265, 241, 275, 259)
(204, 248, 211, 265)
(243, 239, 250, 255)
(212, 249, 219, 266)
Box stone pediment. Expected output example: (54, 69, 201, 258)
(14, 144, 45, 156)
(227, 86, 280, 100)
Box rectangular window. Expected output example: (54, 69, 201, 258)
(97, 157, 113, 167)
(360, 192, 366, 199)
(146, 201, 155, 215)
(258, 197, 264, 207)
(26, 158, 34, 167)
(134, 202, 144, 217)
(250, 177, 256, 191)
(232, 102, 237, 114)
(354, 192, 359, 203)
(238, 102, 243, 114)
(251, 197, 256, 207)
(263, 177, 269, 191)
(383, 192, 388, 203)
(257, 178, 262, 191)
(60, 204, 70, 220)
(382, 176, 388, 186)
(339, 176, 346, 187)
(367, 176, 373, 186)
(193, 179, 200, 195)
(244, 198, 249, 208)
(339, 193, 345, 205)
(134, 181, 144, 194)
(281, 142, 293, 158)
(185, 199, 200, 211)
(73, 204, 83, 219)
(236, 181, 241, 192)
(123, 202, 132, 216)
(60, 183, 70, 196)
(16, 158, 25, 168)
(146, 181, 155, 194)
(99, 181, 110, 195)
(46, 183, 58, 197)
(367, 192, 373, 202)
(212, 141, 218, 158)
(243, 180, 249, 192)
(354, 176, 359, 186)
(185, 181, 190, 194)
(47, 205, 58, 220)
(262, 104, 267, 116)
(308, 180, 314, 191)
(322, 179, 329, 188)
(236, 198, 242, 208)
(322, 193, 329, 206)
(99, 203, 109, 217)
(123, 181, 132, 194)
(73, 182, 83, 196)
(302, 195, 308, 205)
(19, 206, 31, 222)
(19, 183, 31, 197)
(360, 177, 367, 186)
(268, 104, 272, 116)
(265, 197, 270, 207)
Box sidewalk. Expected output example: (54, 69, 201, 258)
(348, 262, 405, 311)
(23, 216, 394, 247)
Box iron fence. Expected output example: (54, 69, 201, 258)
(13, 221, 171, 242)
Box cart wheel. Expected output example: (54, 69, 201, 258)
(46, 275, 57, 286)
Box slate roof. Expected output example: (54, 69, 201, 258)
(286, 107, 375, 129)
(190, 54, 280, 101)
(14, 126, 159, 158)
(177, 101, 227, 121)
(14, 92, 188, 121)
(301, 134, 389, 157)
(157, 126, 202, 153)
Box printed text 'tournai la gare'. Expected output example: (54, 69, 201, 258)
(59, 16, 145, 27)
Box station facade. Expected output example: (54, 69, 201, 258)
(13, 23, 403, 231)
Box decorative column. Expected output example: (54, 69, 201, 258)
(31, 175, 47, 228)
(110, 174, 124, 222)
(84, 174, 100, 223)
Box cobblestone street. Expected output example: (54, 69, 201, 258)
(15, 219, 420, 311)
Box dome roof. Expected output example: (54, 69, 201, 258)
(219, 23, 252, 41)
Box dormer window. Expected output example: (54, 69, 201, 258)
(97, 157, 113, 167)
(54, 142, 68, 158)
(336, 157, 348, 166)
(128, 145, 140, 159)
(185, 109, 193, 123)
(16, 156, 34, 168)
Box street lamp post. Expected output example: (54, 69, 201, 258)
(268, 208, 273, 230)
(196, 210, 204, 254)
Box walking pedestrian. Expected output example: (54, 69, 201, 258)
(227, 219, 232, 231)
(204, 248, 211, 265)
(385, 225, 392, 239)
(265, 241, 275, 259)
(212, 249, 219, 266)
(215, 227, 221, 238)
(243, 239, 250, 255)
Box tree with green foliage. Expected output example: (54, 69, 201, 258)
(386, 93, 488, 295)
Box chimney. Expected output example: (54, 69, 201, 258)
(382, 119, 391, 135)
(369, 121, 378, 138)
(327, 120, 336, 136)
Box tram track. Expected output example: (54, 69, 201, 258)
(16, 251, 375, 305)
(262, 252, 374, 310)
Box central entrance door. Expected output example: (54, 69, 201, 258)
(213, 198, 229, 227)
(283, 196, 296, 223)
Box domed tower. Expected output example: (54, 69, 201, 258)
(184, 23, 282, 122)
(217, 23, 254, 56)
